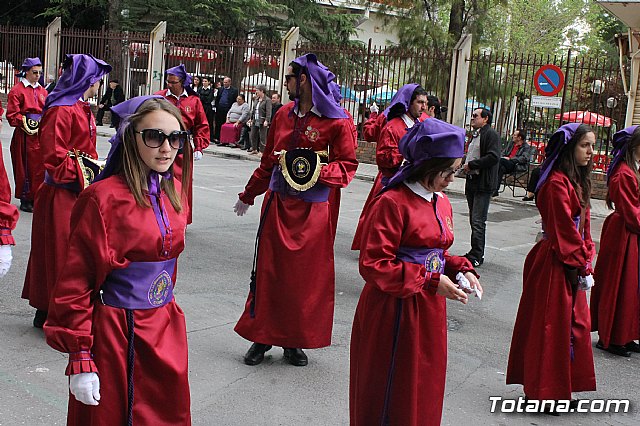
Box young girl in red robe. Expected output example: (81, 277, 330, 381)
(350, 119, 482, 426)
(44, 96, 193, 425)
(591, 125, 640, 357)
(507, 123, 597, 406)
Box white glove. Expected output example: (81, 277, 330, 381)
(70, 372, 100, 406)
(370, 103, 379, 113)
(234, 199, 250, 216)
(194, 151, 203, 161)
(578, 274, 594, 291)
(0, 245, 12, 278)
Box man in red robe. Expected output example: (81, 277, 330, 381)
(155, 64, 210, 224)
(233, 53, 358, 366)
(0, 100, 19, 278)
(351, 84, 428, 250)
(7, 57, 48, 212)
(22, 54, 111, 328)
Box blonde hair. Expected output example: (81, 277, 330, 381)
(118, 98, 192, 212)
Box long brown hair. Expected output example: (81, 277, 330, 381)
(405, 157, 457, 188)
(555, 124, 594, 208)
(606, 126, 640, 209)
(118, 98, 192, 211)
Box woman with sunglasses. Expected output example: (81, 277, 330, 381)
(350, 119, 482, 426)
(507, 123, 596, 410)
(44, 96, 192, 425)
(591, 126, 640, 357)
(22, 54, 111, 329)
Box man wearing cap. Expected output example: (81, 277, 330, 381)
(6, 57, 48, 212)
(351, 84, 428, 250)
(155, 64, 210, 224)
(462, 107, 500, 267)
(233, 53, 358, 367)
(22, 54, 111, 329)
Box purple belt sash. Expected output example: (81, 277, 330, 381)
(541, 216, 581, 240)
(396, 246, 445, 273)
(44, 170, 81, 192)
(101, 258, 176, 310)
(25, 113, 42, 122)
(268, 166, 330, 202)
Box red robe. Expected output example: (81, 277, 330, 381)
(155, 89, 210, 224)
(350, 185, 474, 426)
(6, 81, 48, 201)
(352, 116, 411, 250)
(22, 101, 98, 312)
(507, 170, 596, 400)
(44, 175, 190, 426)
(362, 111, 386, 142)
(591, 162, 640, 347)
(0, 101, 19, 244)
(234, 102, 358, 348)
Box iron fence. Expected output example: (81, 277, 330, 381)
(465, 50, 628, 170)
(0, 25, 46, 93)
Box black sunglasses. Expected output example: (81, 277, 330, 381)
(137, 129, 189, 149)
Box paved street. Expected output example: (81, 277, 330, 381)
(0, 121, 638, 425)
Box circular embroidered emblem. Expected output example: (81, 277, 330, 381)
(292, 156, 311, 179)
(424, 251, 443, 273)
(83, 167, 95, 185)
(148, 270, 172, 306)
(446, 217, 453, 232)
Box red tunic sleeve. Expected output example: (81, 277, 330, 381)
(609, 164, 640, 234)
(318, 117, 358, 188)
(0, 102, 18, 244)
(538, 175, 592, 268)
(359, 195, 428, 298)
(363, 112, 386, 142)
(190, 99, 210, 152)
(238, 119, 277, 205)
(6, 86, 24, 127)
(44, 191, 111, 375)
(376, 119, 405, 174)
(40, 104, 89, 186)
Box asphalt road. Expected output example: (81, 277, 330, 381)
(0, 122, 637, 425)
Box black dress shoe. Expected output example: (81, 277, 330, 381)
(522, 195, 534, 201)
(625, 341, 640, 353)
(33, 309, 47, 328)
(283, 348, 308, 366)
(19, 200, 33, 213)
(597, 340, 631, 357)
(243, 343, 272, 366)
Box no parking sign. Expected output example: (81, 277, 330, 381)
(534, 65, 564, 97)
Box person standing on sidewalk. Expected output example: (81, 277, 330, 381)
(462, 108, 500, 267)
(247, 84, 272, 154)
(591, 125, 640, 357)
(507, 123, 597, 407)
(0, 99, 19, 278)
(44, 96, 192, 425)
(233, 53, 358, 367)
(95, 79, 125, 128)
(155, 64, 209, 224)
(214, 76, 238, 143)
(6, 57, 48, 212)
(22, 54, 111, 328)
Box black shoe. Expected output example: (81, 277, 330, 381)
(492, 192, 499, 197)
(283, 348, 308, 366)
(109, 125, 116, 128)
(569, 399, 580, 410)
(597, 340, 631, 357)
(522, 195, 534, 201)
(464, 253, 483, 267)
(33, 309, 47, 328)
(625, 341, 640, 353)
(19, 200, 33, 213)
(243, 343, 272, 366)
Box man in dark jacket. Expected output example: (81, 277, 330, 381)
(270, 92, 282, 120)
(463, 108, 500, 267)
(493, 128, 532, 196)
(96, 79, 125, 127)
(214, 76, 239, 143)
